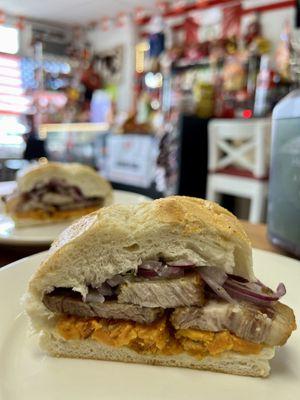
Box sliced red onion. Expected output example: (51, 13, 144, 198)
(198, 267, 236, 304)
(255, 280, 286, 298)
(224, 279, 286, 305)
(167, 260, 196, 268)
(29, 179, 84, 203)
(227, 277, 286, 300)
(139, 261, 162, 271)
(138, 260, 184, 278)
(137, 266, 184, 278)
(225, 286, 264, 306)
(276, 282, 287, 297)
(228, 275, 286, 300)
(198, 266, 287, 306)
(227, 274, 248, 283)
(137, 268, 159, 278)
(158, 265, 184, 278)
(138, 260, 162, 277)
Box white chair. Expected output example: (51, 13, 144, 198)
(206, 118, 271, 223)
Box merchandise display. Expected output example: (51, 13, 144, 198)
(135, 9, 295, 121)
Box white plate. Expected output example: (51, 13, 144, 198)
(0, 249, 299, 400)
(0, 190, 152, 245)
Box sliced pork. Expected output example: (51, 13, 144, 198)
(5, 179, 103, 213)
(170, 300, 296, 346)
(118, 272, 204, 308)
(43, 290, 163, 324)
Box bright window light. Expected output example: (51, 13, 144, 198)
(0, 94, 31, 105)
(0, 85, 23, 96)
(0, 26, 19, 54)
(0, 115, 26, 133)
(0, 66, 21, 77)
(0, 56, 19, 68)
(0, 76, 22, 86)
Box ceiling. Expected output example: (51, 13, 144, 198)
(0, 0, 290, 26)
(0, 0, 158, 25)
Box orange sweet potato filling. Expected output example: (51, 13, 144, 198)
(14, 205, 100, 222)
(57, 315, 264, 358)
(176, 329, 263, 357)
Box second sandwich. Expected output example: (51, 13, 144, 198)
(3, 161, 113, 226)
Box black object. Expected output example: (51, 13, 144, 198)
(111, 116, 210, 200)
(111, 182, 162, 199)
(23, 135, 48, 161)
(296, 0, 300, 28)
(176, 115, 209, 198)
(176, 114, 235, 212)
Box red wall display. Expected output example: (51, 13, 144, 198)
(222, 2, 242, 38)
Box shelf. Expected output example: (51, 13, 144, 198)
(171, 58, 224, 73)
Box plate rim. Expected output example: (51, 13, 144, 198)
(0, 248, 299, 400)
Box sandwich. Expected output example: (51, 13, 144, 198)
(3, 161, 113, 226)
(25, 196, 296, 377)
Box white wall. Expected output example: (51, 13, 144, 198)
(88, 21, 137, 113)
(261, 8, 295, 52)
(242, 7, 295, 53)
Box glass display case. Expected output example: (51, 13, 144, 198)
(40, 122, 162, 198)
(40, 122, 109, 167)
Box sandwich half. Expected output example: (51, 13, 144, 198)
(25, 196, 296, 377)
(3, 161, 113, 226)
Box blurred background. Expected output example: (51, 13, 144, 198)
(0, 0, 300, 257)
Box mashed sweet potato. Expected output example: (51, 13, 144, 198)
(57, 315, 264, 358)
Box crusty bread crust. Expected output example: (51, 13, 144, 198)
(25, 196, 254, 332)
(39, 331, 275, 377)
(17, 162, 112, 198)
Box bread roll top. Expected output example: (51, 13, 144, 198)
(17, 162, 112, 199)
(25, 196, 253, 330)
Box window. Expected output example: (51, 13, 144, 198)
(0, 26, 19, 55)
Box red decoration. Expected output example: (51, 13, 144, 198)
(243, 0, 295, 15)
(244, 19, 261, 45)
(243, 109, 253, 119)
(135, 7, 146, 22)
(183, 16, 199, 46)
(0, 10, 5, 25)
(135, 0, 294, 26)
(16, 16, 25, 30)
(222, 2, 242, 38)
